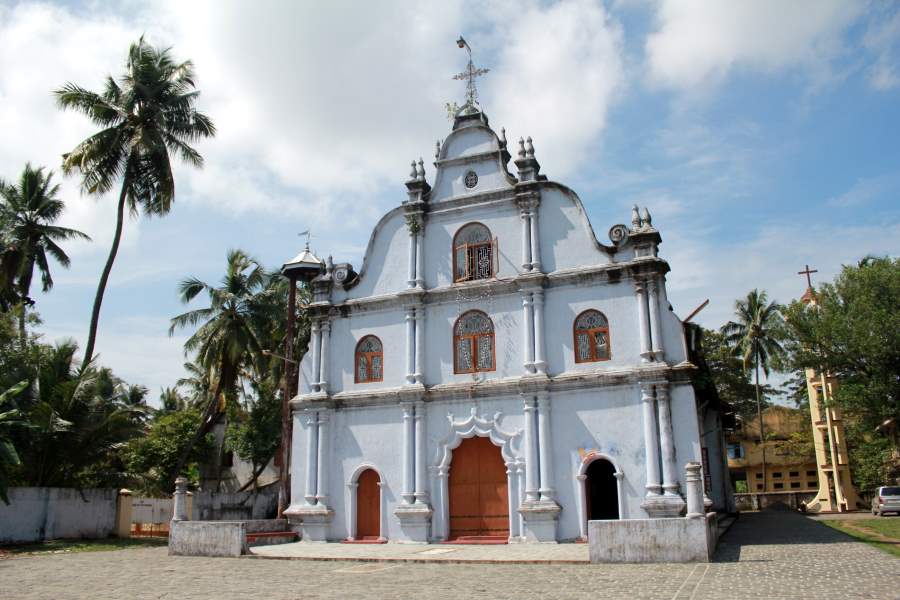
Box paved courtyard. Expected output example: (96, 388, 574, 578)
(2, 510, 898, 599)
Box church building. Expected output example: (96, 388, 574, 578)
(284, 45, 730, 543)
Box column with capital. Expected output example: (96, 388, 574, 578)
(414, 401, 428, 504)
(522, 395, 540, 502)
(521, 292, 535, 373)
(414, 306, 425, 385)
(315, 410, 331, 507)
(519, 205, 532, 271)
(532, 288, 547, 374)
(657, 383, 679, 496)
(405, 308, 416, 385)
(640, 383, 661, 498)
(529, 199, 542, 272)
(310, 321, 321, 393)
(407, 225, 417, 289)
(648, 276, 665, 361)
(635, 279, 653, 363)
(401, 402, 415, 505)
(415, 229, 425, 290)
(304, 410, 318, 505)
(536, 393, 556, 502)
(317, 319, 331, 392)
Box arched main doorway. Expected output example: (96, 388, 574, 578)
(585, 458, 619, 521)
(356, 468, 381, 540)
(448, 436, 509, 540)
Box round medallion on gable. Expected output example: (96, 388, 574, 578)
(464, 170, 478, 189)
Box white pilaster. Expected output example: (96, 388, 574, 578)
(304, 410, 318, 505)
(529, 201, 541, 272)
(522, 292, 535, 373)
(640, 383, 661, 497)
(414, 401, 428, 504)
(532, 288, 547, 374)
(415, 231, 425, 289)
(635, 279, 653, 363)
(401, 402, 415, 505)
(310, 321, 321, 393)
(315, 410, 330, 506)
(407, 229, 416, 289)
(506, 463, 519, 540)
(522, 395, 540, 502)
(648, 277, 665, 361)
(520, 207, 532, 271)
(536, 393, 555, 502)
(405, 308, 415, 385)
(656, 383, 679, 496)
(414, 306, 425, 385)
(318, 319, 331, 391)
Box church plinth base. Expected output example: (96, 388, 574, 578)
(284, 504, 334, 542)
(640, 493, 686, 518)
(394, 503, 433, 544)
(519, 500, 560, 543)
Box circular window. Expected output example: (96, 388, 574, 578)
(464, 171, 478, 189)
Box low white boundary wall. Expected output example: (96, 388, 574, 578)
(0, 487, 117, 544)
(588, 513, 717, 563)
(168, 521, 248, 557)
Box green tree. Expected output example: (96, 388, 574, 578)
(169, 250, 279, 484)
(227, 376, 282, 491)
(698, 328, 775, 421)
(125, 408, 212, 496)
(0, 164, 89, 344)
(56, 37, 215, 370)
(0, 380, 28, 504)
(781, 256, 900, 489)
(722, 289, 785, 492)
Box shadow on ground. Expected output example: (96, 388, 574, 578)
(714, 506, 858, 562)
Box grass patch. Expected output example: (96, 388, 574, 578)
(820, 518, 900, 558)
(0, 537, 166, 557)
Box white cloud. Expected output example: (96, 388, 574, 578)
(827, 172, 900, 208)
(485, 0, 625, 178)
(645, 0, 862, 91)
(864, 8, 900, 90)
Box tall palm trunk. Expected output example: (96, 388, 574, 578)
(17, 258, 34, 351)
(754, 344, 767, 492)
(81, 182, 128, 371)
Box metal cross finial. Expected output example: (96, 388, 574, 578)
(298, 230, 314, 250)
(798, 264, 818, 288)
(453, 36, 489, 109)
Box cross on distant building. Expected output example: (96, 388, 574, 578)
(798, 264, 818, 289)
(453, 36, 489, 109)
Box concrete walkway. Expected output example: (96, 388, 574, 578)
(251, 540, 590, 564)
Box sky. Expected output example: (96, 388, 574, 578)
(1, 0, 898, 401)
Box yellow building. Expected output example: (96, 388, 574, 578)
(727, 406, 819, 494)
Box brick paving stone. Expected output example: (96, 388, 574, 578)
(1, 510, 897, 600)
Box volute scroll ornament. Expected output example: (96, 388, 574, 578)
(609, 224, 629, 245)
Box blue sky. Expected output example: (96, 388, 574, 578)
(1, 0, 898, 399)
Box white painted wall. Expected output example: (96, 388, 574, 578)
(0, 487, 117, 543)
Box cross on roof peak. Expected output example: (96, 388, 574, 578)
(453, 36, 489, 111)
(798, 264, 818, 289)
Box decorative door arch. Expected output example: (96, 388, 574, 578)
(576, 453, 625, 540)
(448, 436, 509, 540)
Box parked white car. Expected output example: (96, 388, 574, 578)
(871, 486, 900, 516)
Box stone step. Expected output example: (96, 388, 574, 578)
(246, 531, 299, 546)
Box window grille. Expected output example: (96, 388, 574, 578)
(454, 310, 495, 373)
(355, 335, 384, 383)
(573, 309, 611, 363)
(453, 223, 496, 282)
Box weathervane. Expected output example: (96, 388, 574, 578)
(298, 229, 314, 251)
(453, 36, 489, 110)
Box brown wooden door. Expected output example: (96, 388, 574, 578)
(356, 469, 380, 539)
(448, 436, 509, 539)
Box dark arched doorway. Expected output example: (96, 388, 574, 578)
(585, 458, 619, 521)
(448, 436, 509, 540)
(356, 469, 381, 540)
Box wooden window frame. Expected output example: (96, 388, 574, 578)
(453, 222, 497, 283)
(573, 309, 612, 364)
(453, 310, 496, 374)
(354, 335, 384, 384)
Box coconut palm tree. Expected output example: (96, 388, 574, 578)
(0, 164, 89, 344)
(722, 289, 785, 492)
(55, 36, 215, 370)
(169, 249, 278, 483)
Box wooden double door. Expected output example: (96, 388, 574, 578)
(448, 436, 509, 539)
(356, 469, 380, 540)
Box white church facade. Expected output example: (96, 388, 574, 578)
(284, 79, 731, 543)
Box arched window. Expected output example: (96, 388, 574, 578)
(454, 310, 495, 373)
(574, 310, 611, 363)
(453, 223, 496, 282)
(355, 335, 383, 383)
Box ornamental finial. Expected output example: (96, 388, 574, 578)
(518, 137, 526, 159)
(499, 127, 507, 147)
(631, 205, 642, 230)
(525, 136, 535, 159)
(409, 160, 417, 181)
(435, 140, 441, 161)
(453, 36, 489, 111)
(641, 207, 652, 230)
(416, 157, 425, 181)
